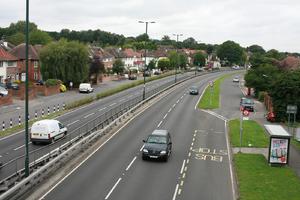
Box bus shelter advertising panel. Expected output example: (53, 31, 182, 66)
(269, 138, 289, 164)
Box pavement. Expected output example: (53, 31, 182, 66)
(229, 74, 300, 178)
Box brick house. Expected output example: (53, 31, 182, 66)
(10, 43, 41, 82)
(0, 46, 18, 83)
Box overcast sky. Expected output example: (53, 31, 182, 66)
(1, 0, 300, 52)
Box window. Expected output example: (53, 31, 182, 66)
(8, 61, 14, 66)
(34, 72, 38, 80)
(0, 61, 3, 67)
(34, 61, 39, 68)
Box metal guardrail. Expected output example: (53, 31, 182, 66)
(0, 70, 227, 199)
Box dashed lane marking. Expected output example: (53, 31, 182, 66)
(105, 178, 122, 199)
(180, 160, 186, 174)
(157, 121, 163, 128)
(140, 144, 145, 152)
(67, 120, 79, 126)
(163, 114, 168, 119)
(98, 107, 107, 112)
(125, 156, 137, 171)
(84, 113, 95, 119)
(109, 103, 117, 107)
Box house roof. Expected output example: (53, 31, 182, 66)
(280, 56, 300, 70)
(0, 46, 18, 61)
(9, 43, 39, 60)
(122, 48, 141, 58)
(89, 46, 114, 60)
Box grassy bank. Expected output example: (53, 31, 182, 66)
(229, 119, 268, 148)
(198, 73, 232, 109)
(234, 153, 300, 200)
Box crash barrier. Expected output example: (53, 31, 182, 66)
(0, 71, 222, 199)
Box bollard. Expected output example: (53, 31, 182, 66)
(57, 104, 60, 112)
(18, 116, 21, 126)
(63, 103, 65, 110)
(35, 111, 38, 119)
(48, 107, 50, 115)
(28, 114, 30, 120)
(53, 105, 56, 113)
(42, 109, 44, 117)
(2, 121, 5, 131)
(10, 118, 12, 128)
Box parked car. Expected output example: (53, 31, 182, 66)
(79, 83, 93, 93)
(0, 86, 8, 97)
(240, 97, 254, 112)
(30, 119, 67, 144)
(189, 86, 199, 95)
(128, 74, 137, 80)
(233, 76, 240, 83)
(142, 129, 172, 162)
(35, 80, 44, 85)
(154, 70, 161, 75)
(6, 82, 19, 90)
(0, 83, 7, 89)
(197, 67, 204, 72)
(143, 71, 151, 77)
(60, 84, 67, 92)
(232, 65, 240, 70)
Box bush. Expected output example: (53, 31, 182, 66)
(258, 91, 266, 102)
(45, 79, 59, 86)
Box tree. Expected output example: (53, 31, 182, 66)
(112, 59, 125, 75)
(217, 40, 245, 65)
(29, 30, 52, 45)
(90, 56, 105, 83)
(6, 32, 25, 45)
(265, 49, 286, 60)
(136, 33, 149, 42)
(161, 35, 172, 45)
(157, 58, 170, 71)
(193, 52, 206, 67)
(7, 21, 37, 35)
(179, 53, 188, 69)
(182, 37, 197, 49)
(39, 39, 89, 86)
(168, 51, 179, 70)
(147, 59, 156, 70)
(247, 45, 265, 55)
(206, 44, 214, 55)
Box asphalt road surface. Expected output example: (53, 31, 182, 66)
(37, 72, 234, 200)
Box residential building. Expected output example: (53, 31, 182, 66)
(10, 43, 41, 82)
(0, 46, 18, 83)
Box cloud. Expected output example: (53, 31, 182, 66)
(1, 0, 300, 52)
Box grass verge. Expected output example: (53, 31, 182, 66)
(229, 119, 269, 148)
(234, 153, 300, 200)
(198, 73, 233, 109)
(291, 139, 300, 151)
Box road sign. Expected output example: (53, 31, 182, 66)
(287, 105, 297, 114)
(242, 110, 249, 120)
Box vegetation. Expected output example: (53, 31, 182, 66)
(90, 56, 105, 83)
(39, 39, 89, 86)
(193, 52, 206, 67)
(217, 40, 245, 65)
(45, 79, 60, 86)
(157, 58, 170, 71)
(229, 119, 269, 148)
(234, 153, 300, 200)
(112, 59, 125, 75)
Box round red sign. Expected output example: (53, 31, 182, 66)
(243, 110, 249, 116)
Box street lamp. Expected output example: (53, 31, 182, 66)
(139, 21, 155, 100)
(173, 34, 183, 83)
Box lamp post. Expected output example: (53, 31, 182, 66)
(139, 21, 155, 100)
(25, 0, 30, 177)
(173, 34, 183, 83)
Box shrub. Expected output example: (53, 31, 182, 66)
(45, 79, 59, 86)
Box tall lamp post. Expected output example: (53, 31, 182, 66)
(25, 0, 30, 177)
(173, 34, 183, 83)
(139, 21, 155, 100)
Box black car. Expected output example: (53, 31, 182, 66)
(142, 130, 172, 162)
(6, 82, 19, 90)
(189, 86, 199, 95)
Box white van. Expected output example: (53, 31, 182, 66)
(79, 83, 93, 93)
(30, 119, 67, 144)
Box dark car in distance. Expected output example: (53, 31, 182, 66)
(128, 74, 137, 80)
(240, 97, 254, 112)
(142, 130, 172, 162)
(6, 82, 19, 90)
(189, 86, 199, 95)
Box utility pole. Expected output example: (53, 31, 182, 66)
(173, 34, 183, 83)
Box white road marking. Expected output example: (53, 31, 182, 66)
(126, 156, 137, 171)
(109, 103, 117, 107)
(119, 99, 125, 102)
(0, 155, 2, 158)
(173, 104, 176, 108)
(84, 113, 95, 119)
(157, 121, 163, 128)
(186, 159, 189, 164)
(181, 96, 184, 99)
(176, 99, 180, 103)
(178, 189, 182, 195)
(168, 108, 172, 113)
(191, 142, 194, 146)
(67, 120, 79, 126)
(14, 142, 32, 151)
(105, 178, 122, 199)
(188, 152, 191, 157)
(184, 166, 187, 172)
(195, 84, 208, 110)
(183, 173, 186, 178)
(180, 181, 184, 186)
(163, 114, 168, 119)
(180, 160, 186, 174)
(172, 184, 179, 200)
(140, 144, 145, 151)
(98, 107, 107, 112)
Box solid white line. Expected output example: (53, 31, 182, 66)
(67, 120, 79, 127)
(98, 107, 107, 112)
(83, 113, 94, 119)
(195, 84, 208, 110)
(180, 160, 186, 174)
(140, 144, 145, 152)
(109, 103, 117, 107)
(168, 108, 172, 113)
(105, 178, 122, 199)
(172, 184, 179, 200)
(163, 113, 168, 119)
(126, 156, 137, 171)
(157, 121, 163, 128)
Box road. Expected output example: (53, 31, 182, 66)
(37, 72, 234, 200)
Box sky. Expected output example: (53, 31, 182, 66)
(1, 0, 300, 53)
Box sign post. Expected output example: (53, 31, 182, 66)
(240, 109, 250, 152)
(286, 105, 297, 136)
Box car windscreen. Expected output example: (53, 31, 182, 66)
(147, 135, 167, 144)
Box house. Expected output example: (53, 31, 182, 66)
(0, 46, 18, 83)
(10, 43, 41, 82)
(120, 48, 143, 71)
(89, 46, 115, 71)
